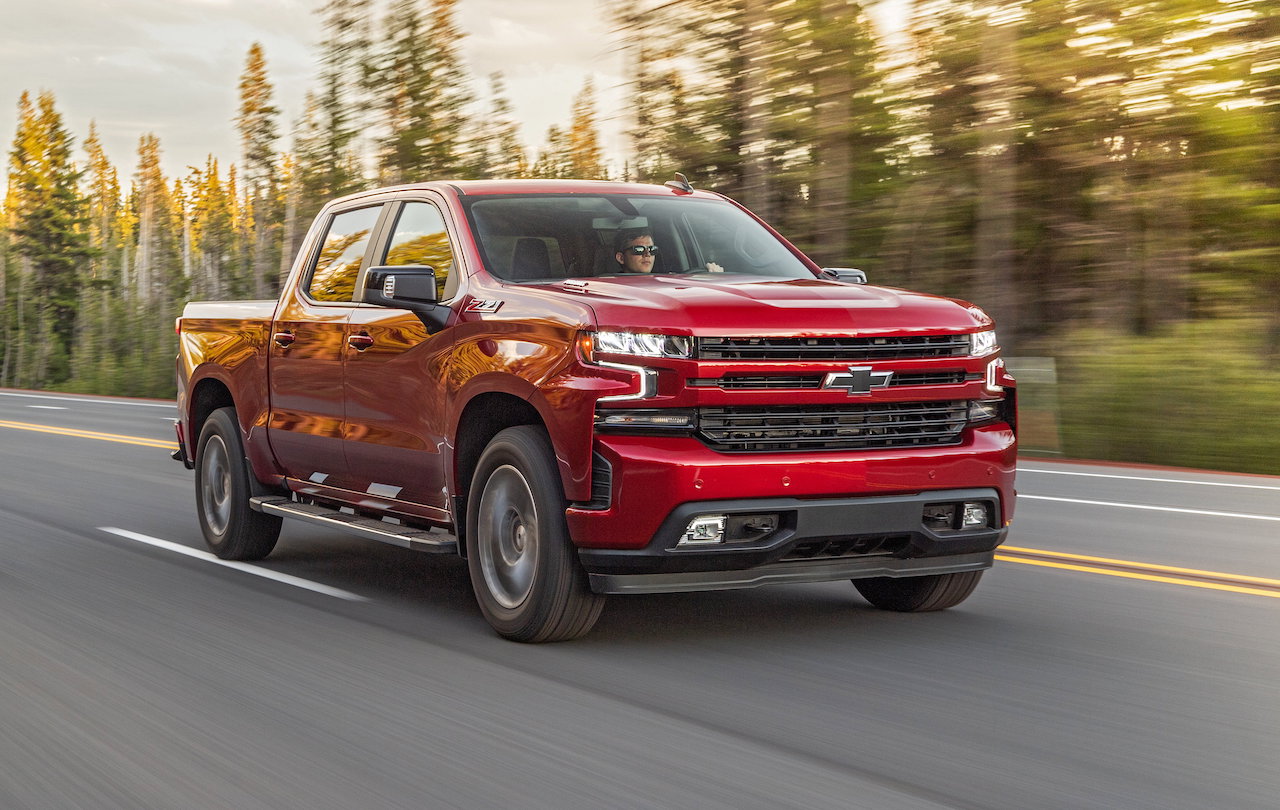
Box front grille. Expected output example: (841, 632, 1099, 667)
(697, 400, 969, 452)
(712, 375, 824, 390)
(889, 370, 970, 386)
(783, 534, 912, 561)
(693, 370, 970, 391)
(698, 335, 970, 361)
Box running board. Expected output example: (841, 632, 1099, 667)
(251, 496, 458, 554)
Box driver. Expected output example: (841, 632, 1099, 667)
(614, 228, 658, 274)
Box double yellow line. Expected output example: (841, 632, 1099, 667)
(998, 545, 1280, 599)
(2, 416, 1277, 601)
(0, 419, 178, 451)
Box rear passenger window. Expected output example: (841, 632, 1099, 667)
(308, 205, 382, 302)
(383, 202, 457, 299)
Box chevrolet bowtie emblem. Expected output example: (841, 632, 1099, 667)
(822, 366, 893, 396)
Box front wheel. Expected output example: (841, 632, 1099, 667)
(466, 426, 605, 642)
(854, 571, 983, 612)
(194, 407, 281, 560)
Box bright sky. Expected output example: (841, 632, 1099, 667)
(0, 0, 629, 180)
(0, 0, 904, 182)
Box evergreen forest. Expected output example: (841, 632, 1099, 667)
(3, 0, 1279, 473)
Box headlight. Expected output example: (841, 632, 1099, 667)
(970, 330, 998, 357)
(583, 331, 693, 360)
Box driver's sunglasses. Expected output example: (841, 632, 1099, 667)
(624, 245, 659, 256)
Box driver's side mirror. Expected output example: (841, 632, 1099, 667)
(364, 265, 438, 305)
(821, 267, 868, 284)
(363, 265, 448, 330)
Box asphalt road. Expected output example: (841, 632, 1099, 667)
(1, 388, 1277, 810)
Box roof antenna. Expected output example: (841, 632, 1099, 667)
(665, 172, 694, 193)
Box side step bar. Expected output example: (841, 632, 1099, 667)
(250, 496, 458, 554)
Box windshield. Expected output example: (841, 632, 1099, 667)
(462, 195, 815, 282)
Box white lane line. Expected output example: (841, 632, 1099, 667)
(1018, 467, 1280, 492)
(1021, 495, 1280, 522)
(0, 391, 175, 409)
(27, 405, 67, 410)
(99, 527, 369, 602)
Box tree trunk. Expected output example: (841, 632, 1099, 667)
(15, 257, 30, 387)
(280, 186, 298, 288)
(740, 0, 771, 220)
(811, 0, 853, 268)
(253, 196, 272, 298)
(974, 7, 1018, 349)
(136, 195, 153, 302)
(1142, 165, 1190, 329)
(0, 245, 8, 387)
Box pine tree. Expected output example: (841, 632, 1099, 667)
(463, 72, 527, 179)
(613, 0, 749, 193)
(187, 156, 237, 299)
(422, 0, 473, 177)
(227, 162, 255, 297)
(6, 91, 94, 385)
(373, 0, 474, 180)
(377, 0, 435, 183)
(0, 92, 35, 387)
(275, 151, 300, 287)
(568, 78, 606, 179)
(485, 72, 528, 178)
(236, 42, 282, 298)
(289, 91, 332, 230)
(314, 0, 374, 196)
(67, 124, 122, 390)
(237, 43, 280, 193)
(739, 0, 772, 219)
(613, 0, 891, 258)
(131, 134, 180, 303)
(531, 125, 572, 179)
(83, 122, 122, 283)
(881, 0, 994, 301)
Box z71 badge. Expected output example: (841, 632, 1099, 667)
(464, 299, 503, 313)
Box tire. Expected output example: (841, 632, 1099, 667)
(466, 426, 605, 642)
(854, 571, 983, 612)
(194, 407, 282, 561)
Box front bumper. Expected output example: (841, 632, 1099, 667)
(579, 488, 1006, 594)
(565, 424, 1017, 550)
(588, 552, 995, 594)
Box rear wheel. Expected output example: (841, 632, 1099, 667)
(854, 571, 983, 612)
(466, 426, 605, 642)
(194, 407, 281, 560)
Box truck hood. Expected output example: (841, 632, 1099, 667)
(547, 274, 993, 335)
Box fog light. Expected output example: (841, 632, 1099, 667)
(679, 515, 726, 546)
(962, 502, 990, 528)
(923, 503, 957, 531)
(725, 513, 779, 542)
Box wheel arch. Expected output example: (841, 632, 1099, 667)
(189, 376, 237, 443)
(187, 373, 279, 494)
(451, 391, 546, 551)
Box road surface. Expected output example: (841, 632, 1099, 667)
(1, 388, 1277, 809)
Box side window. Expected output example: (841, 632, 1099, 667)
(308, 205, 382, 302)
(383, 202, 457, 299)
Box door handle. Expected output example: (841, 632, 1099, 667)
(273, 331, 296, 348)
(347, 333, 375, 351)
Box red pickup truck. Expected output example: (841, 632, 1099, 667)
(175, 179, 1016, 641)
